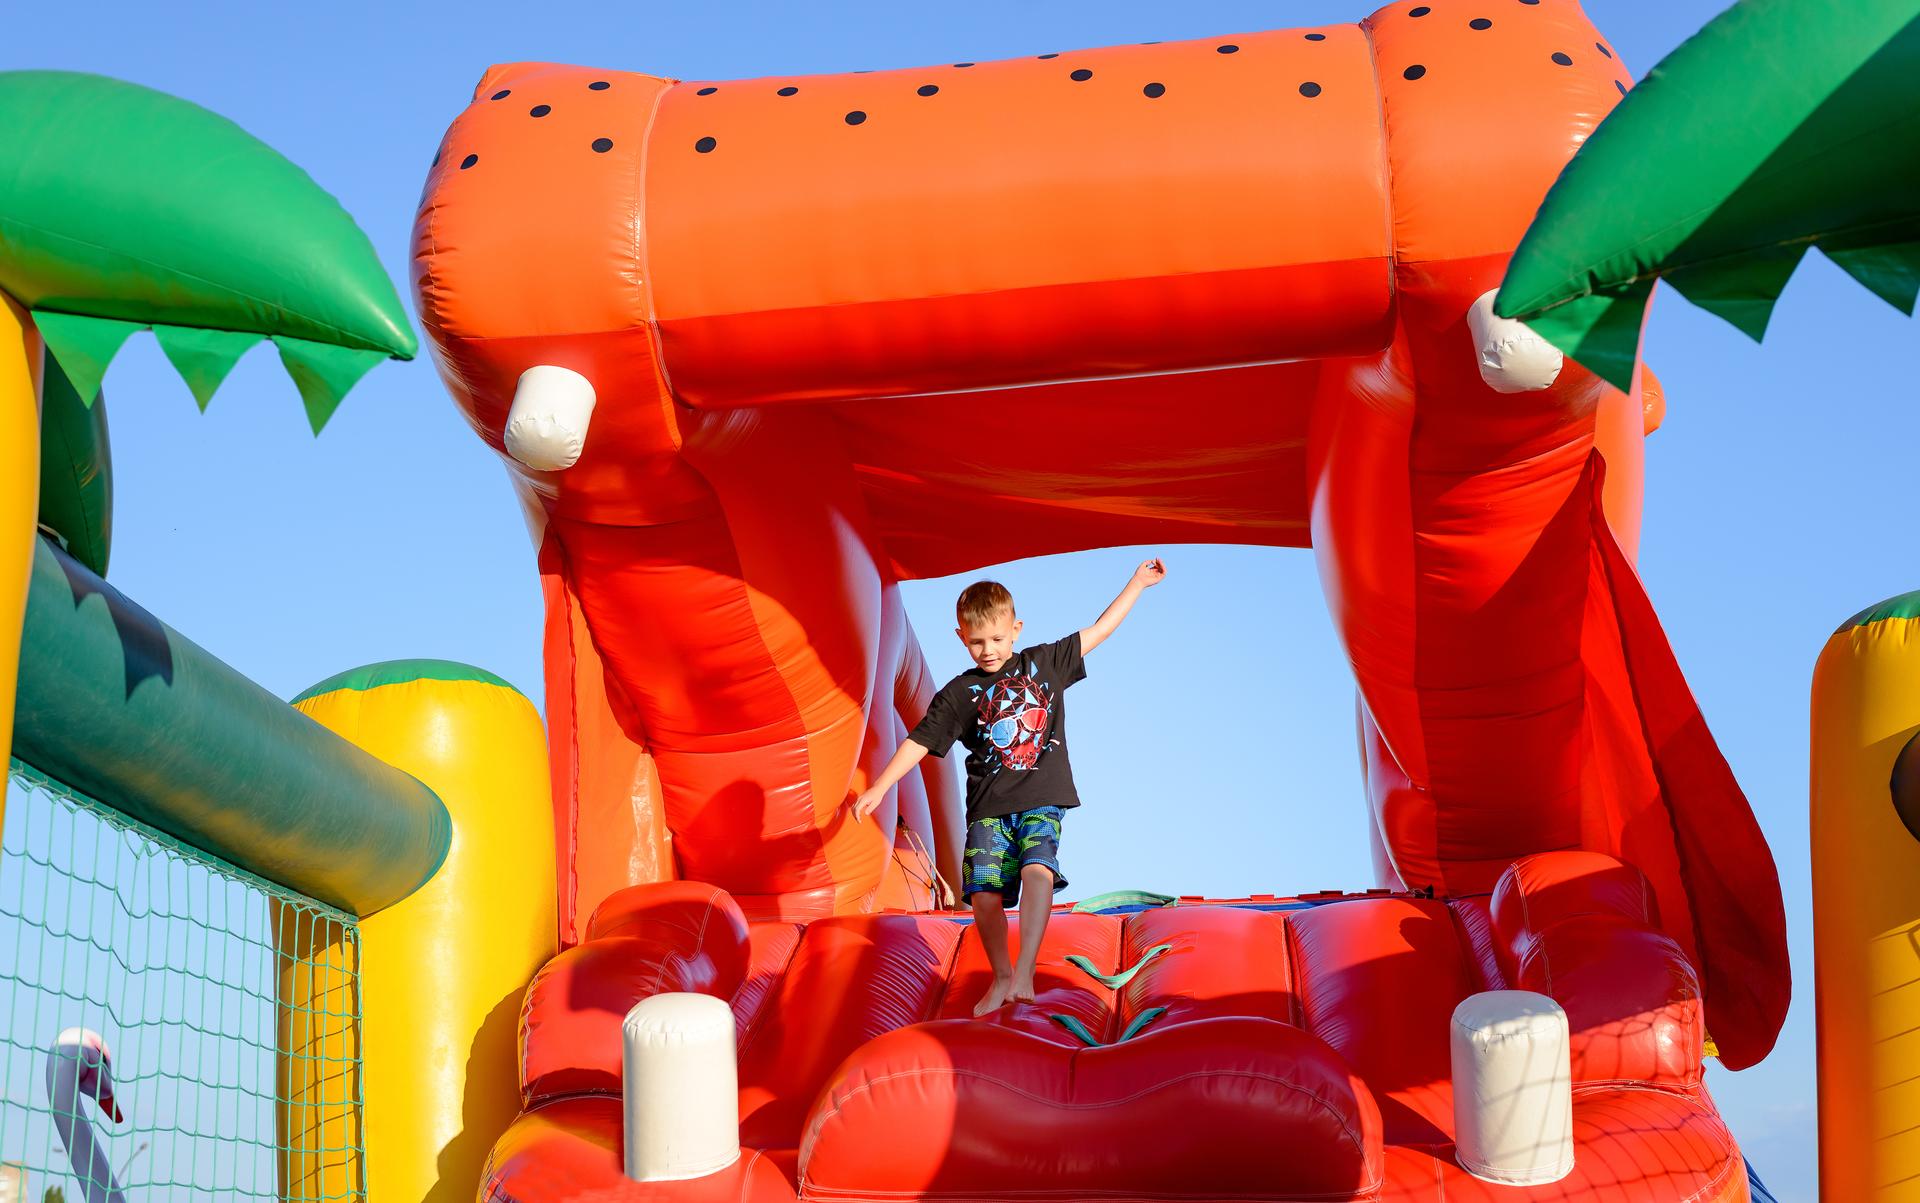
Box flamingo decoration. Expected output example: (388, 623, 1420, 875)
(44, 1028, 128, 1203)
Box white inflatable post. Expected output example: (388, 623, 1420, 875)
(503, 364, 596, 471)
(1450, 990, 1574, 1186)
(623, 993, 740, 1182)
(1467, 289, 1565, 394)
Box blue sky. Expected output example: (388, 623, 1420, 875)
(4, 1, 1901, 1197)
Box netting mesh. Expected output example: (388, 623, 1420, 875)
(0, 761, 365, 1202)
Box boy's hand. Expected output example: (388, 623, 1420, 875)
(1131, 557, 1167, 589)
(850, 787, 885, 821)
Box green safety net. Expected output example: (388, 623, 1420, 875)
(0, 761, 366, 1201)
(1495, 0, 1920, 390)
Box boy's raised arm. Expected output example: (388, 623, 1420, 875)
(1079, 557, 1167, 654)
(851, 739, 931, 820)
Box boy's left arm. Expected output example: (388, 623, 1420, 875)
(1079, 557, 1166, 654)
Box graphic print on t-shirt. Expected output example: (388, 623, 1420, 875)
(970, 667, 1058, 773)
(906, 633, 1085, 822)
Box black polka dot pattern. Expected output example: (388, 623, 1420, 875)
(954, 62, 975, 68)
(1305, 33, 1327, 40)
(1596, 42, 1613, 58)
(1615, 79, 1628, 94)
(460, 153, 479, 169)
(1519, 0, 1539, 5)
(778, 86, 799, 96)
(918, 84, 939, 96)
(594, 137, 615, 153)
(1143, 82, 1166, 98)
(693, 136, 714, 153)
(1217, 43, 1240, 53)
(490, 89, 510, 101)
(697, 86, 718, 95)
(845, 110, 866, 125)
(1404, 64, 1427, 80)
(1300, 81, 1323, 97)
(1411, 5, 1431, 15)
(1552, 51, 1573, 65)
(530, 104, 551, 117)
(1471, 17, 1492, 29)
(1071, 68, 1093, 81)
(589, 81, 610, 90)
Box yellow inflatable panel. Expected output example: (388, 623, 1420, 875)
(1813, 594, 1920, 1201)
(0, 296, 42, 825)
(293, 661, 555, 1203)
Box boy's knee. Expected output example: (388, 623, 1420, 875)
(1020, 862, 1055, 885)
(970, 890, 1004, 912)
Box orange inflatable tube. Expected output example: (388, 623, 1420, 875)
(414, 1, 1786, 1066)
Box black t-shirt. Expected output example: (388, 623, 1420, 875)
(909, 633, 1087, 823)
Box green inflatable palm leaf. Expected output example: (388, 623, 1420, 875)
(0, 71, 416, 429)
(1495, 1, 1920, 390)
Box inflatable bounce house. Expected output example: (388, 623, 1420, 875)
(4, 0, 1920, 1200)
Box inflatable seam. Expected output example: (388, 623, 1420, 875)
(635, 80, 680, 408)
(560, 543, 582, 945)
(921, 927, 970, 1022)
(734, 928, 807, 1059)
(725, 928, 802, 1051)
(1280, 916, 1306, 1030)
(735, 1148, 766, 1203)
(1357, 17, 1401, 308)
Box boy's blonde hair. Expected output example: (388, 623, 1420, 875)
(956, 580, 1016, 630)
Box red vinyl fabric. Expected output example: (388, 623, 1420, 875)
(798, 1018, 1382, 1201)
(485, 857, 1750, 1201)
(483, 1098, 798, 1203)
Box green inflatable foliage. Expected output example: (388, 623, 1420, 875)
(35, 351, 112, 578)
(1496, 1, 1920, 389)
(0, 71, 416, 429)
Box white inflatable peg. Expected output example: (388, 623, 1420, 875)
(503, 364, 596, 471)
(1451, 990, 1574, 1186)
(623, 992, 740, 1182)
(1468, 289, 1565, 394)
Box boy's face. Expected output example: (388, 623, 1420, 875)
(957, 610, 1022, 673)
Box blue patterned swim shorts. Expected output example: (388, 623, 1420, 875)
(963, 807, 1067, 905)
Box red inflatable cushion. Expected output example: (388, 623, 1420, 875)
(1490, 851, 1658, 973)
(798, 1017, 1383, 1201)
(584, 880, 753, 993)
(1514, 914, 1703, 1089)
(523, 882, 753, 1106)
(521, 937, 728, 1105)
(483, 1097, 798, 1203)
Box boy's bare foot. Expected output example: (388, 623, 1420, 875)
(1009, 974, 1038, 1004)
(974, 976, 1014, 1017)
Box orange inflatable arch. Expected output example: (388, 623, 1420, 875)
(413, 0, 1785, 1081)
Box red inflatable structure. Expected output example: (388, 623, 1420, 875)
(410, 3, 1789, 1197)
(486, 856, 1742, 1200)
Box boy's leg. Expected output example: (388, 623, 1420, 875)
(963, 815, 1018, 1016)
(971, 892, 1014, 1016)
(1007, 809, 1067, 1004)
(1007, 865, 1055, 1003)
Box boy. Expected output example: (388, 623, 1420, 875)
(852, 558, 1167, 1015)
